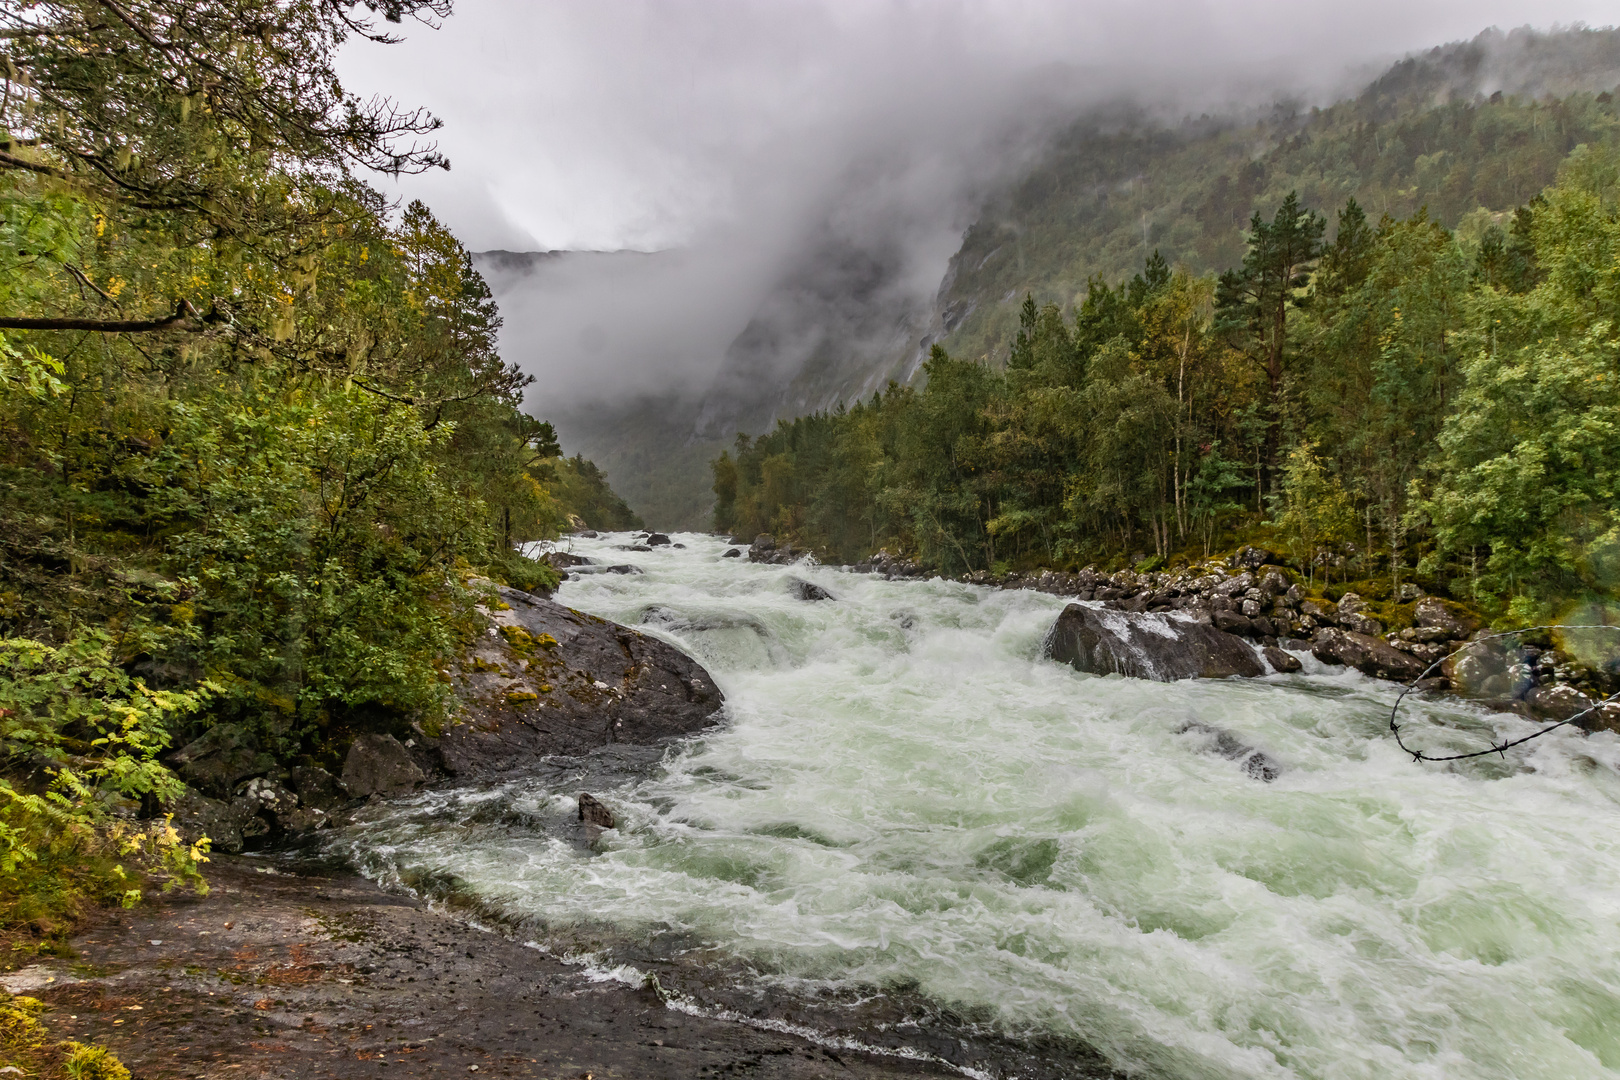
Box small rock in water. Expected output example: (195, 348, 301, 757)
(646, 532, 672, 546)
(578, 792, 616, 830)
(604, 564, 645, 575)
(722, 548, 742, 558)
(789, 577, 835, 602)
(1178, 721, 1280, 781)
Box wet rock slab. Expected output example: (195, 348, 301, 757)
(16, 856, 1053, 1080)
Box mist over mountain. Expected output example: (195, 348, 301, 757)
(470, 24, 1620, 530)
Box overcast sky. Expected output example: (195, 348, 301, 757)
(335, 2, 1620, 409)
(340, 1, 1617, 252)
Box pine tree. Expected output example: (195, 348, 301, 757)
(1214, 191, 1326, 483)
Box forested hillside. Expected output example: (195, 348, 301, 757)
(937, 28, 1620, 365)
(0, 0, 627, 927)
(715, 141, 1620, 624)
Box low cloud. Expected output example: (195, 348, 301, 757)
(339, 1, 1619, 410)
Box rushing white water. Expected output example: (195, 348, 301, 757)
(337, 533, 1620, 1079)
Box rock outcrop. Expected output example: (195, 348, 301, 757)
(889, 551, 1617, 728)
(1044, 604, 1265, 681)
(431, 585, 725, 779)
(168, 585, 725, 849)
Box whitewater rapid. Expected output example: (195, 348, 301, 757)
(334, 533, 1620, 1079)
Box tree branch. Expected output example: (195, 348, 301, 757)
(0, 299, 206, 332)
(0, 149, 66, 177)
(59, 262, 121, 307)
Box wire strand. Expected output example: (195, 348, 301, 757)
(1388, 624, 1620, 762)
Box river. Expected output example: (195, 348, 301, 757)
(330, 532, 1620, 1079)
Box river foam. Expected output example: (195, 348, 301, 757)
(333, 533, 1620, 1079)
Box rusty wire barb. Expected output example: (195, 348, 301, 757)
(1388, 625, 1620, 762)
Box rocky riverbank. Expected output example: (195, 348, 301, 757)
(750, 535, 1620, 733)
(165, 582, 728, 855)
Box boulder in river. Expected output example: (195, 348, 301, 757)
(1177, 721, 1281, 781)
(646, 533, 672, 546)
(1044, 604, 1265, 680)
(432, 585, 725, 779)
(722, 548, 742, 558)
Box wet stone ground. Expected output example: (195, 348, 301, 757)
(1, 857, 978, 1080)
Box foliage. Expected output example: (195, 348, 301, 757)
(544, 454, 644, 531)
(0, 0, 635, 929)
(1423, 145, 1620, 613)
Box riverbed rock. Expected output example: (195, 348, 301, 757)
(857, 549, 927, 578)
(1262, 646, 1303, 673)
(646, 533, 672, 546)
(1232, 546, 1275, 570)
(722, 548, 741, 558)
(1443, 642, 1532, 699)
(342, 733, 425, 798)
(1413, 598, 1477, 639)
(1341, 611, 1385, 636)
(1311, 629, 1427, 681)
(1045, 604, 1265, 681)
(1212, 609, 1256, 636)
(1524, 683, 1597, 722)
(577, 792, 615, 830)
(434, 585, 725, 779)
(789, 577, 835, 601)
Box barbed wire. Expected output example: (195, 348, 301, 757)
(1389, 624, 1620, 762)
